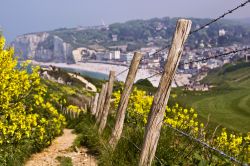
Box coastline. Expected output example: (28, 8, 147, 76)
(31, 61, 191, 87)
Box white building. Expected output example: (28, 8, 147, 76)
(95, 51, 120, 61)
(148, 59, 160, 68)
(111, 50, 121, 60)
(183, 60, 189, 70)
(219, 29, 226, 36)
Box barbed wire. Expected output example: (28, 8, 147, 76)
(142, 47, 250, 80)
(115, 0, 250, 78)
(115, 53, 147, 78)
(94, 49, 250, 164)
(115, 68, 129, 77)
(183, 47, 250, 65)
(101, 116, 244, 165)
(123, 0, 250, 61)
(147, 44, 171, 58)
(103, 2, 250, 161)
(165, 124, 243, 164)
(190, 0, 250, 35)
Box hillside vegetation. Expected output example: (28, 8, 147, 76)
(175, 62, 250, 133)
(0, 36, 94, 165)
(49, 18, 250, 50)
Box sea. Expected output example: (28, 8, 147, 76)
(61, 67, 108, 80)
(18, 62, 109, 80)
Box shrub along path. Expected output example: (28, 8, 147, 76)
(25, 129, 97, 166)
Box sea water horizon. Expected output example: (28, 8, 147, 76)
(60, 67, 109, 80)
(18, 61, 109, 80)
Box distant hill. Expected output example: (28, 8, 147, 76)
(12, 17, 250, 62)
(50, 17, 250, 49)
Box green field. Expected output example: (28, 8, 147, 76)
(174, 62, 250, 133)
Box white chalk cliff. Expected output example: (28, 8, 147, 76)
(12, 32, 75, 64)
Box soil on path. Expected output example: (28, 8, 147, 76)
(25, 129, 97, 166)
(68, 73, 97, 92)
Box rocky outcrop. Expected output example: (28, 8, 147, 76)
(12, 33, 75, 64)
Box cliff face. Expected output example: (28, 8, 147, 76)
(12, 32, 75, 64)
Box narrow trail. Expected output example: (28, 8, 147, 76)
(25, 129, 97, 166)
(68, 73, 97, 92)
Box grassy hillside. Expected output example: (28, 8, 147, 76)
(174, 62, 250, 133)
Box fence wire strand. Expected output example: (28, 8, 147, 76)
(189, 0, 250, 35)
(142, 47, 250, 80)
(165, 124, 243, 164)
(124, 0, 250, 62)
(96, 2, 250, 164)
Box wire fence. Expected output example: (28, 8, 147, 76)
(189, 0, 250, 35)
(89, 1, 250, 164)
(165, 124, 243, 164)
(142, 47, 250, 80)
(115, 0, 250, 78)
(102, 113, 245, 165)
(150, 0, 250, 56)
(105, 123, 164, 165)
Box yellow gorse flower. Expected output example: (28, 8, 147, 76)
(113, 88, 250, 163)
(0, 36, 66, 145)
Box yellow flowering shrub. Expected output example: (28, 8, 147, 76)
(67, 105, 84, 113)
(113, 88, 153, 125)
(0, 36, 66, 146)
(113, 88, 250, 164)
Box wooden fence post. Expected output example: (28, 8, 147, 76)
(98, 71, 115, 134)
(96, 83, 108, 124)
(95, 84, 107, 119)
(65, 109, 68, 116)
(91, 93, 99, 115)
(84, 104, 87, 111)
(109, 52, 143, 148)
(88, 97, 92, 107)
(70, 110, 72, 119)
(139, 19, 192, 166)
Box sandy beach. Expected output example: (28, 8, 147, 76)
(32, 61, 191, 87)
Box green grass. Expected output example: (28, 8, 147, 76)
(60, 62, 250, 165)
(68, 111, 233, 165)
(174, 62, 250, 133)
(56, 156, 73, 166)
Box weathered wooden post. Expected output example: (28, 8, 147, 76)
(88, 97, 92, 108)
(139, 19, 192, 166)
(95, 84, 108, 119)
(65, 108, 68, 116)
(91, 93, 99, 115)
(98, 71, 115, 134)
(96, 83, 108, 124)
(69, 109, 73, 119)
(109, 52, 143, 148)
(77, 110, 80, 118)
(84, 104, 87, 112)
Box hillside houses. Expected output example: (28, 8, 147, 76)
(72, 43, 250, 76)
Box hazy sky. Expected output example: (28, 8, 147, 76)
(0, 0, 250, 42)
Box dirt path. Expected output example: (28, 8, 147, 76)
(25, 129, 97, 166)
